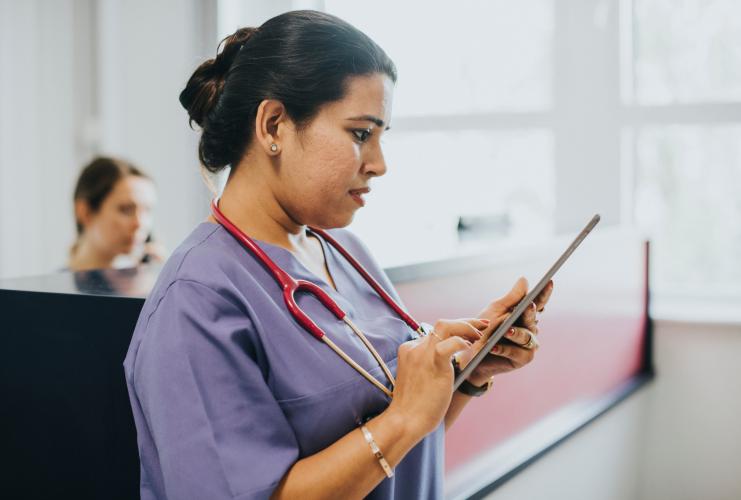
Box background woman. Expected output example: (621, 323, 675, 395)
(68, 156, 162, 271)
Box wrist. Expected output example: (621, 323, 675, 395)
(458, 376, 494, 397)
(467, 373, 492, 387)
(381, 404, 430, 443)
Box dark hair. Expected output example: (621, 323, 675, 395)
(72, 156, 148, 236)
(179, 10, 397, 173)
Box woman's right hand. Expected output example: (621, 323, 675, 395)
(386, 319, 488, 437)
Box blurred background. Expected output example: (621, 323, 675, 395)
(1, 0, 739, 320)
(1, 1, 739, 499)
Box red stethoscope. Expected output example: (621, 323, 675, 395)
(211, 198, 428, 398)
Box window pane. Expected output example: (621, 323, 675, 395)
(633, 0, 741, 104)
(633, 125, 741, 297)
(350, 130, 555, 267)
(325, 0, 554, 116)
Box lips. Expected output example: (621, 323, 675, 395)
(349, 187, 370, 207)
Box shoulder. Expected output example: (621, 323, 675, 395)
(126, 224, 261, 361)
(147, 223, 259, 304)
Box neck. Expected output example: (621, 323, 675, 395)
(217, 161, 310, 252)
(69, 235, 117, 271)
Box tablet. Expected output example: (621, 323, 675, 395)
(453, 213, 601, 389)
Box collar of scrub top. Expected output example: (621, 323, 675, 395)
(211, 198, 431, 399)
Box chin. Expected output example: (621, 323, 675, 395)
(326, 213, 356, 229)
(120, 242, 137, 255)
(308, 209, 355, 230)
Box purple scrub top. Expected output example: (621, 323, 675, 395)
(124, 223, 444, 499)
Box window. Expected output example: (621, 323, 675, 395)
(632, 0, 741, 104)
(324, 0, 556, 266)
(625, 0, 741, 304)
(216, 0, 741, 308)
(351, 129, 554, 267)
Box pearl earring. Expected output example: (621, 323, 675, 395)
(270, 143, 278, 152)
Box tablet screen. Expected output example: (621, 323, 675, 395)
(454, 213, 601, 389)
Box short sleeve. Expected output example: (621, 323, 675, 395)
(130, 279, 299, 499)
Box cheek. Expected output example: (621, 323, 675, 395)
(103, 211, 133, 241)
(87, 216, 116, 246)
(300, 137, 359, 194)
(280, 129, 362, 227)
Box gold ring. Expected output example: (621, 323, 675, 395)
(521, 331, 538, 350)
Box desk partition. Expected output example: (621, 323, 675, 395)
(389, 229, 652, 498)
(0, 229, 650, 499)
(0, 269, 151, 500)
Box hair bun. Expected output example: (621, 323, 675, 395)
(179, 27, 258, 128)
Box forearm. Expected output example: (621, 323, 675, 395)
(444, 391, 473, 430)
(272, 409, 424, 499)
(445, 371, 494, 429)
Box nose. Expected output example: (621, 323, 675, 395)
(363, 144, 388, 178)
(132, 211, 143, 230)
(132, 209, 149, 235)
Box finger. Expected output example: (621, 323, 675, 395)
(517, 301, 538, 332)
(490, 343, 536, 368)
(535, 280, 554, 312)
(454, 319, 486, 342)
(498, 277, 529, 312)
(481, 311, 511, 334)
(466, 318, 491, 332)
(435, 336, 472, 363)
(140, 245, 166, 264)
(425, 329, 445, 343)
(503, 326, 536, 346)
(433, 319, 483, 343)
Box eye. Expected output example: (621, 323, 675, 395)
(352, 128, 372, 143)
(118, 204, 136, 216)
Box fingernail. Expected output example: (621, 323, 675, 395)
(506, 328, 514, 337)
(492, 345, 500, 353)
(531, 302, 537, 311)
(480, 319, 490, 324)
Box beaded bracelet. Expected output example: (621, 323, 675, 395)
(360, 424, 394, 478)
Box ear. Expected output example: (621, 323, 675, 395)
(254, 99, 291, 156)
(74, 199, 93, 229)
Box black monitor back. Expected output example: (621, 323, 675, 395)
(1, 269, 150, 499)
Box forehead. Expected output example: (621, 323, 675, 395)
(319, 73, 394, 125)
(108, 176, 156, 204)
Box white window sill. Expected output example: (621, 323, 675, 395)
(651, 297, 741, 327)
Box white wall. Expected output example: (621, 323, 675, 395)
(482, 320, 741, 500)
(0, 0, 86, 277)
(553, 0, 621, 233)
(0, 0, 215, 279)
(636, 320, 741, 500)
(96, 0, 214, 258)
(485, 389, 648, 500)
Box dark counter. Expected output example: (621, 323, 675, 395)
(0, 266, 159, 499)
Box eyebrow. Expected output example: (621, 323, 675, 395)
(347, 115, 391, 131)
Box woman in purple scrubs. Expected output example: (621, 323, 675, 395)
(124, 10, 551, 499)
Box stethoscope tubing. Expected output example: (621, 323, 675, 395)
(210, 198, 420, 398)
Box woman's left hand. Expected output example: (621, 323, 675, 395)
(141, 239, 167, 264)
(456, 277, 554, 387)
